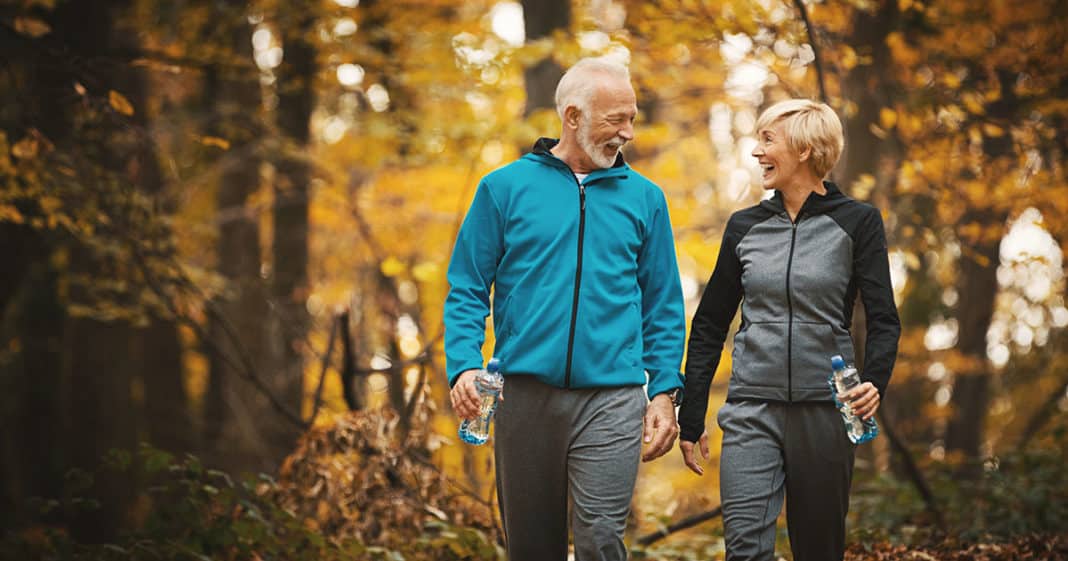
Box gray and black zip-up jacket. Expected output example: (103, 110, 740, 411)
(678, 182, 901, 442)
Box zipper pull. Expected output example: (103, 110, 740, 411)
(579, 184, 586, 210)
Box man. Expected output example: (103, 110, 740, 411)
(444, 57, 685, 561)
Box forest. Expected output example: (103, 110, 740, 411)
(1, 0, 1066, 559)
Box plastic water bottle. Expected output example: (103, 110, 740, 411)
(458, 358, 503, 446)
(829, 355, 878, 444)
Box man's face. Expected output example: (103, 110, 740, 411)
(577, 78, 637, 169)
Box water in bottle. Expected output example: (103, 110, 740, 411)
(458, 358, 503, 445)
(829, 355, 878, 444)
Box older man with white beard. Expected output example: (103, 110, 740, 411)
(444, 57, 686, 561)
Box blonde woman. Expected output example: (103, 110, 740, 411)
(677, 99, 901, 561)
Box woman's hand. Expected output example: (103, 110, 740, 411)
(846, 382, 880, 420)
(679, 431, 710, 475)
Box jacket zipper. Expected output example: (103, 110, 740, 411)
(785, 215, 799, 401)
(565, 181, 587, 388)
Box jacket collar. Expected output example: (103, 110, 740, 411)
(525, 137, 630, 181)
(761, 180, 850, 217)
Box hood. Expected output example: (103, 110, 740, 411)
(760, 181, 852, 217)
(525, 137, 629, 173)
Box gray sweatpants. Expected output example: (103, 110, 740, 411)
(493, 376, 646, 561)
(717, 400, 855, 561)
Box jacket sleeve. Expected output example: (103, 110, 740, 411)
(444, 179, 504, 386)
(854, 207, 901, 397)
(636, 190, 686, 400)
(678, 216, 744, 442)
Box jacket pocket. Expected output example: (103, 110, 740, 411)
(791, 322, 845, 391)
(625, 301, 640, 367)
(731, 322, 788, 389)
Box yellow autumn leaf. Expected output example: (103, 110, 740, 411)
(0, 204, 24, 224)
(962, 93, 986, 115)
(851, 174, 876, 201)
(199, 136, 231, 150)
(904, 251, 921, 270)
(958, 222, 982, 243)
(39, 196, 62, 215)
(14, 17, 51, 38)
(108, 90, 135, 116)
(982, 123, 1004, 137)
(412, 261, 439, 282)
(840, 45, 858, 71)
(879, 107, 898, 129)
(380, 256, 406, 277)
(11, 136, 39, 160)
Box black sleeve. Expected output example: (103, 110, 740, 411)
(678, 215, 745, 442)
(854, 207, 901, 397)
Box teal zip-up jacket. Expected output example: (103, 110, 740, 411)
(444, 138, 685, 399)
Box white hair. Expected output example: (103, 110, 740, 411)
(554, 57, 631, 119)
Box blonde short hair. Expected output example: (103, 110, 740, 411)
(755, 99, 844, 179)
(554, 57, 631, 119)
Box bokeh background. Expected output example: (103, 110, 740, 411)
(2, 0, 1066, 559)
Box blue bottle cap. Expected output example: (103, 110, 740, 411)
(830, 355, 845, 370)
(486, 357, 501, 373)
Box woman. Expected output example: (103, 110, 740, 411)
(677, 99, 901, 561)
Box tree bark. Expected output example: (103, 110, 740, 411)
(521, 0, 569, 118)
(202, 0, 273, 474)
(269, 8, 317, 460)
(944, 69, 1017, 464)
(837, 0, 901, 204)
(944, 222, 1000, 461)
(108, 5, 193, 457)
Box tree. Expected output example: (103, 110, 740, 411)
(269, 5, 318, 464)
(520, 0, 569, 117)
(201, 0, 277, 474)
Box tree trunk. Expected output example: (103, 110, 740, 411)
(0, 254, 65, 530)
(944, 69, 1017, 464)
(521, 0, 569, 118)
(838, 0, 900, 206)
(203, 0, 273, 474)
(46, 0, 139, 541)
(269, 9, 317, 460)
(944, 232, 999, 461)
(109, 6, 193, 457)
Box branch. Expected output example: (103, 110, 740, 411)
(403, 357, 429, 422)
(349, 330, 443, 375)
(0, 20, 256, 75)
(792, 0, 829, 103)
(128, 242, 308, 429)
(200, 292, 309, 428)
(406, 452, 498, 512)
(635, 505, 723, 547)
(306, 313, 340, 425)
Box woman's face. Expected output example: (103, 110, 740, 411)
(751, 119, 804, 191)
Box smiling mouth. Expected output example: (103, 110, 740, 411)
(760, 163, 775, 177)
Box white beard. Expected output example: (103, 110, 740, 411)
(578, 117, 624, 169)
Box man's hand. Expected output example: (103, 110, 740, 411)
(641, 393, 679, 462)
(846, 382, 880, 421)
(680, 432, 710, 475)
(449, 369, 483, 420)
